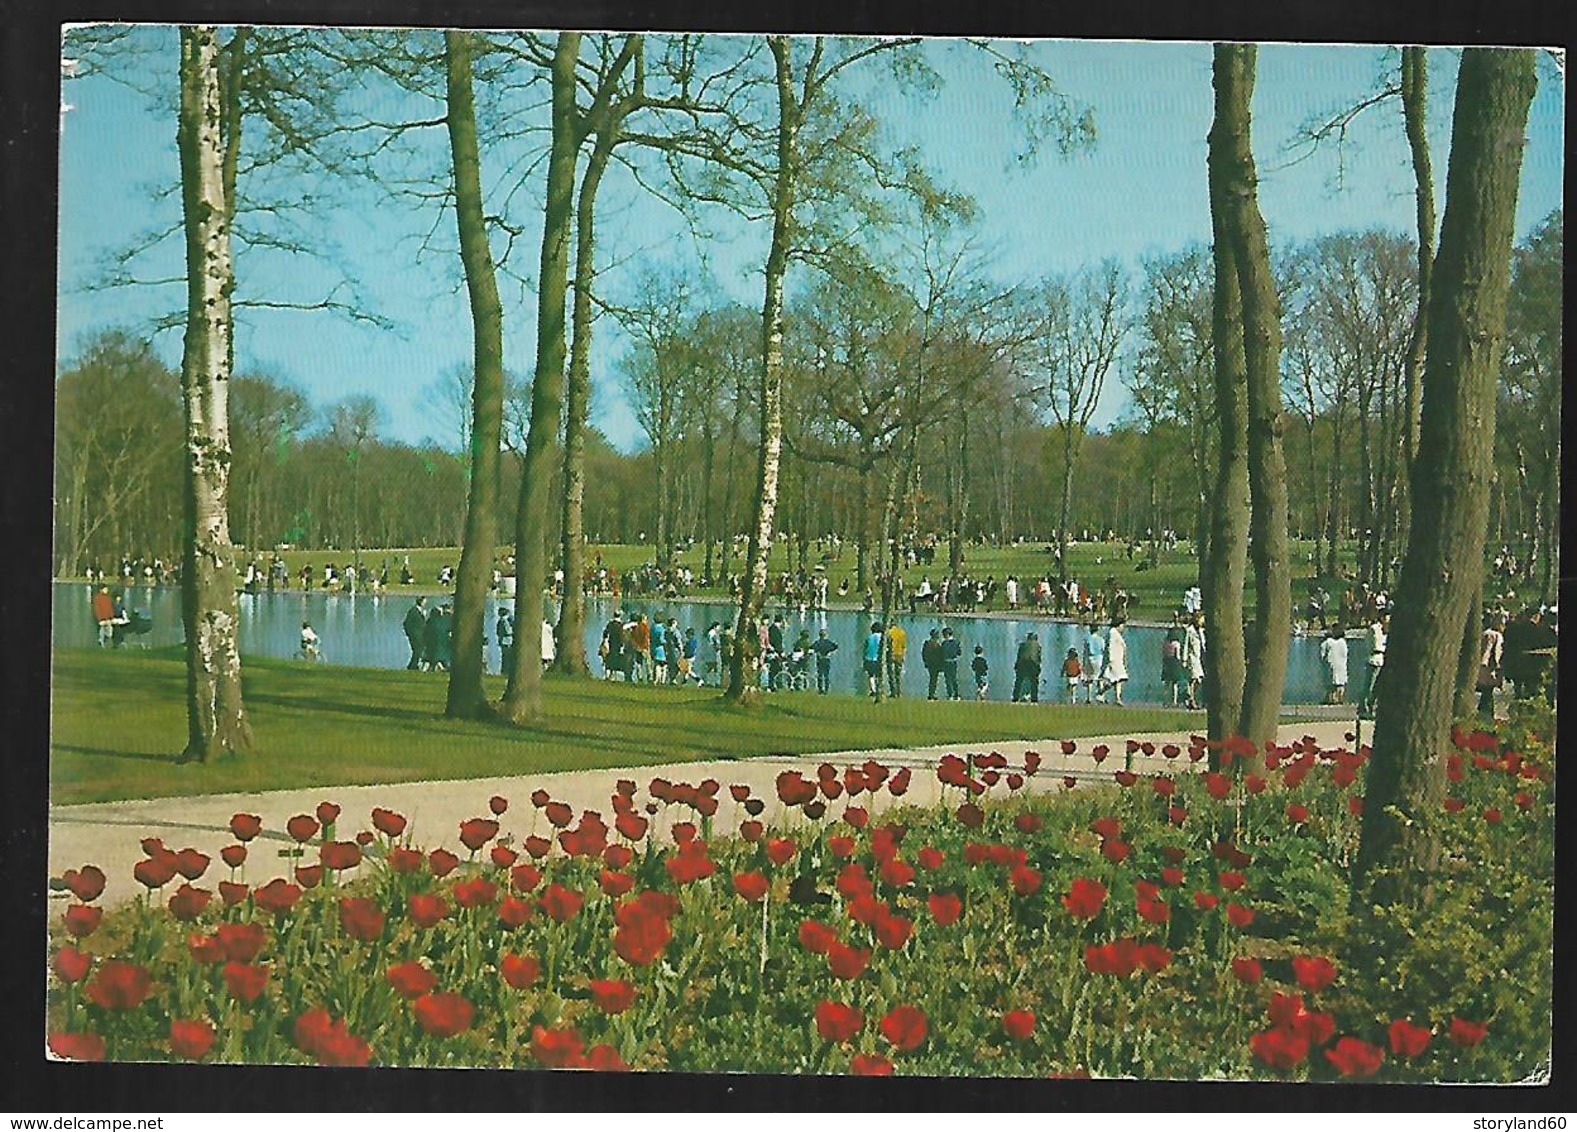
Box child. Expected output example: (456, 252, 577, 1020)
(1062, 648, 1083, 705)
(971, 645, 989, 700)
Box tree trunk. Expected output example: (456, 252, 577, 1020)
(1397, 45, 1436, 562)
(501, 32, 580, 724)
(1354, 47, 1536, 908)
(1202, 45, 1252, 750)
(443, 33, 509, 717)
(725, 36, 796, 705)
(556, 130, 616, 677)
(1056, 424, 1075, 584)
(1225, 57, 1291, 747)
(856, 461, 871, 594)
(176, 25, 250, 761)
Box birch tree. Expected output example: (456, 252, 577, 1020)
(175, 25, 250, 761)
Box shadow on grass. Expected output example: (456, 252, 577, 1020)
(53, 744, 183, 765)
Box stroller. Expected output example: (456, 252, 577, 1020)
(112, 609, 153, 648)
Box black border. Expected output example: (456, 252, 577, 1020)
(4, 0, 1571, 1113)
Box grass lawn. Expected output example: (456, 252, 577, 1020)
(50, 648, 1198, 806)
(223, 538, 1354, 622)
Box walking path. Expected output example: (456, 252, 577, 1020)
(49, 720, 1358, 910)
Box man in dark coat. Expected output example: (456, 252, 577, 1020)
(1013, 632, 1043, 703)
(403, 597, 427, 670)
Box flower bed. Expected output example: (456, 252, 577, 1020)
(47, 721, 1553, 1079)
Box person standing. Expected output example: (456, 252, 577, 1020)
(427, 603, 453, 671)
(630, 614, 652, 683)
(1102, 617, 1129, 706)
(1476, 614, 1505, 720)
(971, 645, 990, 700)
(811, 627, 839, 694)
(541, 618, 556, 670)
(1359, 614, 1387, 718)
(1061, 647, 1083, 705)
(93, 586, 116, 648)
(863, 622, 884, 700)
(651, 617, 669, 684)
(940, 627, 963, 700)
(1318, 625, 1349, 705)
(1161, 613, 1187, 706)
(885, 622, 908, 697)
(1183, 612, 1206, 710)
(922, 629, 944, 700)
(495, 605, 515, 675)
(1012, 631, 1042, 703)
(600, 611, 625, 680)
(1082, 622, 1106, 704)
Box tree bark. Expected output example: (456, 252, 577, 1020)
(176, 25, 251, 761)
(725, 35, 796, 704)
(1397, 45, 1436, 563)
(556, 130, 616, 677)
(444, 30, 508, 718)
(501, 32, 580, 724)
(1214, 44, 1291, 746)
(1354, 47, 1536, 908)
(1201, 45, 1252, 750)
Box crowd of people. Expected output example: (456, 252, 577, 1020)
(398, 596, 554, 675)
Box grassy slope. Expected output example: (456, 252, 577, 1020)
(51, 649, 1197, 805)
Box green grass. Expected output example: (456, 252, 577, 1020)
(50, 648, 1198, 806)
(215, 538, 1354, 623)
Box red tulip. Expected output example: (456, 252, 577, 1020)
(315, 801, 341, 827)
(1325, 1036, 1385, 1078)
(188, 934, 226, 965)
(408, 893, 448, 928)
(62, 866, 107, 902)
(320, 841, 362, 871)
(413, 992, 474, 1038)
(612, 905, 672, 966)
(1286, 804, 1310, 825)
(1388, 1019, 1432, 1058)
(498, 895, 534, 928)
(1001, 1010, 1036, 1041)
(295, 864, 325, 889)
(733, 871, 769, 902)
(63, 903, 103, 938)
(222, 961, 270, 1003)
(585, 1045, 629, 1072)
(285, 814, 320, 843)
(510, 864, 542, 893)
(229, 813, 263, 842)
(52, 946, 92, 984)
(338, 897, 385, 941)
(1449, 1017, 1489, 1048)
(1194, 891, 1220, 911)
(1231, 957, 1263, 984)
(168, 1020, 217, 1061)
(48, 1033, 106, 1062)
(215, 921, 266, 962)
(371, 807, 408, 838)
(739, 819, 764, 842)
(544, 801, 574, 828)
(798, 919, 838, 954)
(489, 794, 509, 815)
(879, 857, 916, 889)
(1014, 813, 1044, 834)
(917, 847, 945, 871)
(490, 844, 519, 869)
(766, 837, 798, 866)
(1250, 1027, 1309, 1071)
(459, 818, 500, 851)
(133, 856, 177, 889)
(956, 803, 985, 829)
(1291, 955, 1338, 994)
(827, 943, 870, 980)
(501, 953, 541, 989)
(220, 844, 247, 869)
(1226, 903, 1255, 929)
(428, 848, 460, 877)
(386, 961, 438, 1000)
(872, 910, 914, 950)
(588, 979, 637, 1015)
(880, 1005, 928, 1052)
(599, 870, 636, 898)
(254, 878, 302, 916)
(531, 1025, 586, 1068)
(850, 1052, 894, 1076)
(453, 876, 499, 909)
(927, 892, 963, 927)
(541, 884, 584, 923)
(388, 847, 423, 874)
(168, 884, 212, 922)
(1219, 870, 1247, 891)
(1100, 839, 1131, 865)
(174, 848, 210, 880)
(1062, 878, 1107, 920)
(815, 1001, 864, 1044)
(218, 880, 248, 906)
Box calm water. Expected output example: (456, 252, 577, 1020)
(53, 582, 1365, 705)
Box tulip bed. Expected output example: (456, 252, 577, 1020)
(47, 715, 1553, 1081)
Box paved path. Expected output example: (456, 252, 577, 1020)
(49, 720, 1357, 911)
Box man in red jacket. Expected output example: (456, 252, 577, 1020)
(92, 587, 116, 647)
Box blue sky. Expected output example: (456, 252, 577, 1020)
(56, 33, 1565, 451)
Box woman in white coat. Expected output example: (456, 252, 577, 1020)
(1102, 617, 1129, 706)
